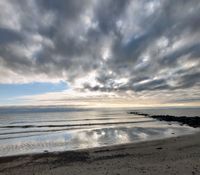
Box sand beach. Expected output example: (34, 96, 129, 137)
(0, 131, 199, 175)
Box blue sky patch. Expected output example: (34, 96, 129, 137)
(0, 81, 69, 104)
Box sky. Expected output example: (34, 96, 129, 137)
(0, 0, 200, 107)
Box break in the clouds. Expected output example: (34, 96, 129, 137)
(0, 0, 200, 106)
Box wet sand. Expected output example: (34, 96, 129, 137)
(0, 132, 200, 175)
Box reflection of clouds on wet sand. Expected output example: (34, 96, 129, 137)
(68, 126, 197, 149)
(0, 124, 198, 157)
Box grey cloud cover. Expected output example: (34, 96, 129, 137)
(0, 0, 200, 103)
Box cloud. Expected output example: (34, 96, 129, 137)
(0, 0, 200, 105)
(0, 28, 23, 44)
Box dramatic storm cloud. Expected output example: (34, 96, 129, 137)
(0, 0, 200, 106)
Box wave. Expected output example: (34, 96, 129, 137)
(0, 119, 155, 129)
(9, 116, 146, 125)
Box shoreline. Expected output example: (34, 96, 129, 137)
(0, 131, 200, 175)
(0, 129, 198, 158)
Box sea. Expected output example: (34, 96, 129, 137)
(0, 106, 199, 157)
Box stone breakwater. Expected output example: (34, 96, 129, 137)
(128, 111, 200, 128)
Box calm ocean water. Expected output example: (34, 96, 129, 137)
(0, 106, 199, 157)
